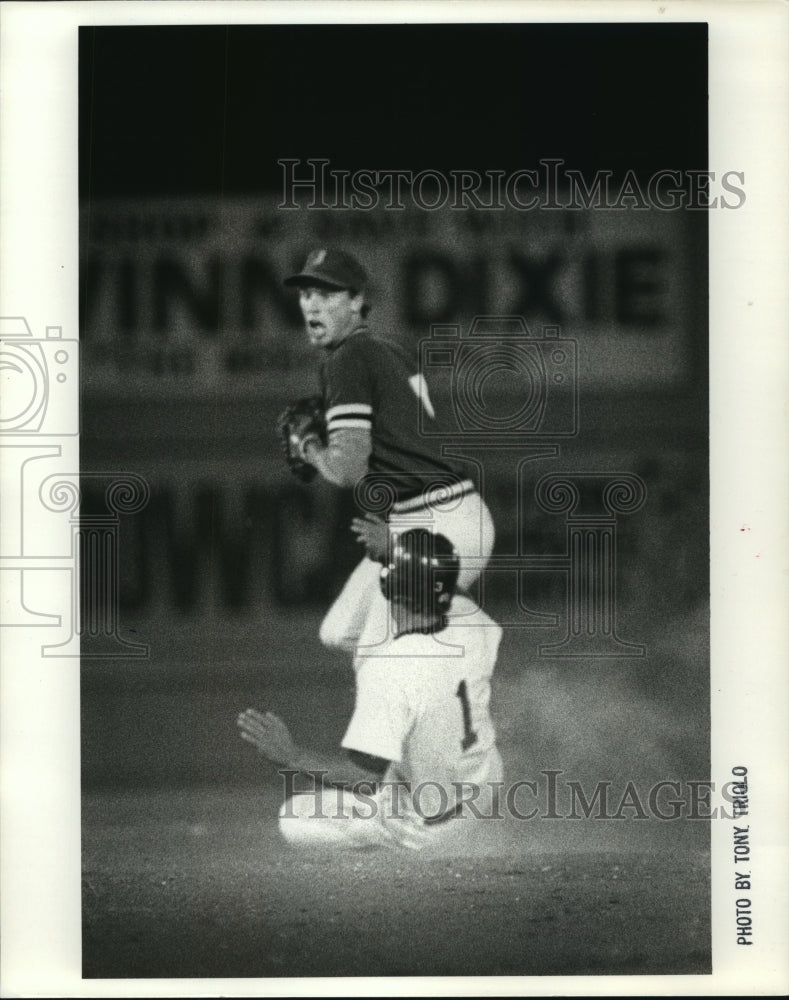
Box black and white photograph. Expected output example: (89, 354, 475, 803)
(1, 1, 787, 995)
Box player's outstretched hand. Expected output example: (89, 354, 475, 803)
(351, 513, 388, 563)
(237, 708, 297, 767)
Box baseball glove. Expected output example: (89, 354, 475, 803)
(276, 395, 327, 482)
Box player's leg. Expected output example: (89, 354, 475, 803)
(435, 491, 495, 590)
(417, 750, 506, 856)
(279, 790, 385, 849)
(318, 556, 380, 651)
(390, 491, 495, 591)
(278, 784, 426, 851)
(333, 493, 496, 662)
(278, 778, 503, 853)
(349, 586, 394, 664)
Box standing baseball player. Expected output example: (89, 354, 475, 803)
(279, 248, 495, 659)
(237, 529, 503, 851)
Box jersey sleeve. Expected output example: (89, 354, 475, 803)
(323, 337, 374, 434)
(341, 658, 411, 764)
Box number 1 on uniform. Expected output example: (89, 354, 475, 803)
(456, 680, 478, 751)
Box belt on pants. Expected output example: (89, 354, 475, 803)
(391, 479, 477, 516)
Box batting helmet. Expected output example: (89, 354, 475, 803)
(379, 529, 460, 614)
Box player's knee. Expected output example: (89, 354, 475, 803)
(318, 607, 367, 651)
(457, 553, 490, 591)
(457, 565, 478, 592)
(318, 613, 344, 649)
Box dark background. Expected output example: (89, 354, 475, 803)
(80, 23, 707, 197)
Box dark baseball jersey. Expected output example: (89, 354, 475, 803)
(320, 325, 467, 504)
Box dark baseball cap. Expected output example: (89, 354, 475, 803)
(284, 248, 368, 293)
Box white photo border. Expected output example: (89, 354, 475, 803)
(1, 1, 787, 996)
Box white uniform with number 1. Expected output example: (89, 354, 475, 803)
(279, 594, 504, 851)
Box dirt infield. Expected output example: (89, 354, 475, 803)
(82, 786, 710, 979)
(81, 607, 711, 980)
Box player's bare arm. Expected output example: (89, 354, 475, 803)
(237, 707, 388, 788)
(302, 426, 371, 488)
